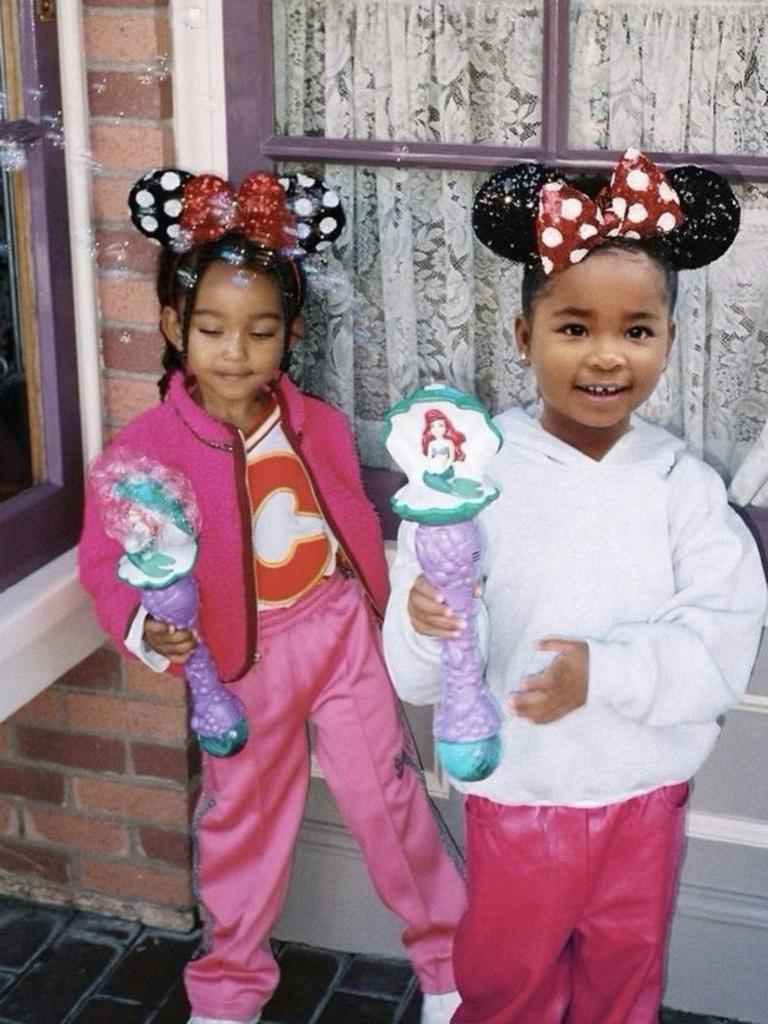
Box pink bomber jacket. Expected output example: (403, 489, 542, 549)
(78, 371, 390, 682)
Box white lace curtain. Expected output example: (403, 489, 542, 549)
(273, 0, 768, 503)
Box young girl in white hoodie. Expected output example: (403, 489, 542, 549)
(382, 150, 767, 1024)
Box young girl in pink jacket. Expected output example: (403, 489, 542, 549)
(78, 168, 465, 1024)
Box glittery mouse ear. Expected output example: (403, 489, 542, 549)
(657, 165, 741, 270)
(472, 163, 566, 265)
(278, 173, 346, 253)
(128, 168, 195, 247)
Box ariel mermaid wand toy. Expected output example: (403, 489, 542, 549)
(90, 448, 248, 757)
(383, 384, 503, 781)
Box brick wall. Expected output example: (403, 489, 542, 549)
(0, 1, 201, 930)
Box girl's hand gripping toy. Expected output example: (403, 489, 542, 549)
(383, 385, 503, 781)
(90, 449, 248, 757)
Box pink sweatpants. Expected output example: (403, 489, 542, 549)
(452, 784, 688, 1024)
(184, 573, 466, 1021)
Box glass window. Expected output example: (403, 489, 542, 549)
(272, 0, 544, 148)
(0, 1, 81, 592)
(568, 0, 768, 156)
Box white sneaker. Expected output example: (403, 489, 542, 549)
(421, 989, 461, 1024)
(188, 1017, 260, 1024)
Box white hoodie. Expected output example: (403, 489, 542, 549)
(382, 406, 768, 807)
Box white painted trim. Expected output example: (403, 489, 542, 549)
(738, 693, 768, 715)
(687, 810, 768, 850)
(676, 880, 768, 930)
(0, 0, 106, 723)
(169, 0, 227, 174)
(59, 0, 103, 466)
(0, 550, 105, 722)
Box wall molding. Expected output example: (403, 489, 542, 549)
(738, 693, 768, 715)
(676, 880, 768, 931)
(170, 0, 227, 174)
(687, 810, 768, 850)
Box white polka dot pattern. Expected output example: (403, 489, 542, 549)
(534, 149, 684, 274)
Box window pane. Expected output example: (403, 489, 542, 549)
(0, 37, 38, 502)
(273, 0, 543, 147)
(568, 0, 768, 155)
(280, 161, 533, 467)
(0, 1, 82, 592)
(0, 172, 34, 500)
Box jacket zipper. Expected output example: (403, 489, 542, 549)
(228, 425, 260, 679)
(275, 391, 383, 620)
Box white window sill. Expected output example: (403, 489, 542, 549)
(0, 549, 104, 722)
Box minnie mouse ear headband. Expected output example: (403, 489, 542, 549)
(472, 148, 740, 275)
(128, 168, 345, 255)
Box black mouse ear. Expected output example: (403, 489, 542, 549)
(660, 165, 741, 269)
(472, 163, 566, 265)
(278, 173, 346, 254)
(128, 168, 195, 247)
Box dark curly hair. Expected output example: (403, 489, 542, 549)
(155, 233, 306, 398)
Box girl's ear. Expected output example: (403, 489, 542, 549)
(160, 305, 183, 350)
(287, 315, 304, 350)
(514, 314, 532, 362)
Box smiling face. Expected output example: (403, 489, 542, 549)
(162, 260, 297, 430)
(515, 247, 675, 460)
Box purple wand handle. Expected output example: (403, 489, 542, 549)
(140, 575, 247, 741)
(414, 520, 500, 744)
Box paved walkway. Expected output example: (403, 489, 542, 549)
(0, 895, 746, 1023)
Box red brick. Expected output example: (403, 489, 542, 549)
(105, 375, 160, 427)
(131, 741, 197, 783)
(88, 70, 172, 120)
(24, 806, 129, 856)
(9, 688, 62, 726)
(96, 228, 160, 275)
(65, 692, 188, 742)
(0, 798, 18, 837)
(99, 275, 158, 324)
(0, 764, 65, 804)
(137, 825, 191, 867)
(124, 660, 185, 700)
(93, 174, 136, 223)
(74, 776, 190, 827)
(58, 646, 123, 691)
(17, 727, 126, 774)
(102, 327, 165, 375)
(91, 122, 174, 172)
(79, 855, 192, 905)
(0, 839, 71, 884)
(0, 724, 11, 758)
(84, 12, 171, 64)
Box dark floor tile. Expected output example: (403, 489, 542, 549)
(338, 956, 414, 998)
(99, 931, 201, 1007)
(147, 980, 191, 1024)
(315, 991, 399, 1024)
(69, 997, 148, 1024)
(396, 986, 421, 1024)
(263, 946, 345, 1023)
(0, 974, 13, 999)
(0, 903, 70, 972)
(69, 912, 143, 945)
(0, 934, 120, 1024)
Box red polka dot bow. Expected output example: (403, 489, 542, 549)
(535, 149, 683, 275)
(180, 172, 296, 249)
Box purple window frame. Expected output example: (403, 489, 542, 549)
(0, 2, 81, 593)
(224, 0, 768, 183)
